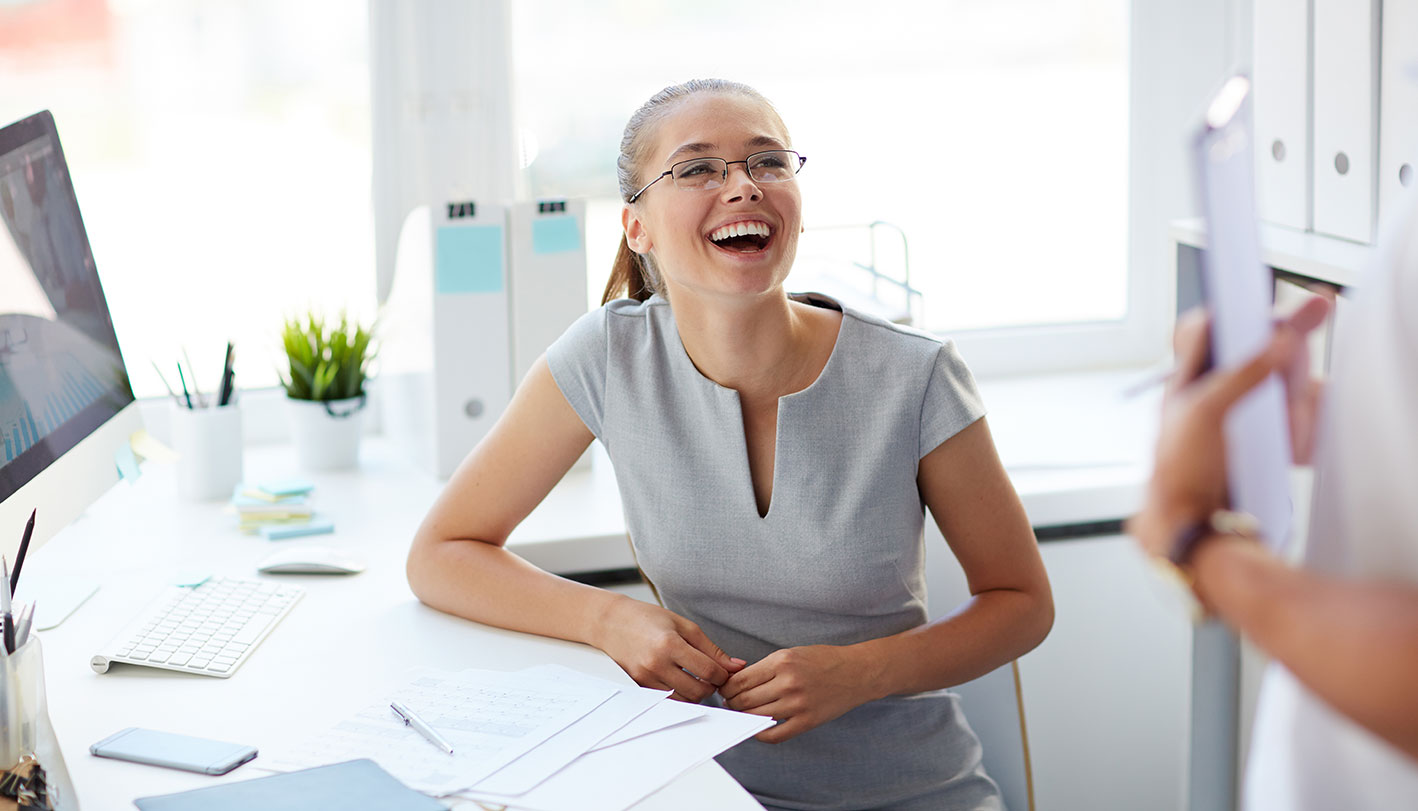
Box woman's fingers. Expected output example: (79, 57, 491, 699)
(1286, 295, 1331, 335)
(1194, 328, 1296, 418)
(1169, 308, 1212, 396)
(719, 659, 775, 702)
(675, 625, 741, 687)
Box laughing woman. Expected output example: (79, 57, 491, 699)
(407, 79, 1053, 811)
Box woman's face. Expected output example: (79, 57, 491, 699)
(623, 93, 802, 303)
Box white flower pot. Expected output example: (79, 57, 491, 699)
(287, 394, 366, 471)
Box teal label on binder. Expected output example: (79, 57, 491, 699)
(436, 225, 504, 293)
(532, 215, 580, 254)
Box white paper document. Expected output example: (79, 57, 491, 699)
(266, 668, 616, 795)
(457, 702, 775, 811)
(471, 665, 671, 796)
(589, 698, 707, 751)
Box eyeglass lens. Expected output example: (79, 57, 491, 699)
(670, 151, 800, 191)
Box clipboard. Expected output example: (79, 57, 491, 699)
(133, 759, 446, 811)
(1192, 74, 1296, 550)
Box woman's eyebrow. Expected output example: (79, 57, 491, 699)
(665, 142, 716, 163)
(664, 135, 786, 165)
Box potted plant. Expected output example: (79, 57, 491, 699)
(278, 311, 377, 471)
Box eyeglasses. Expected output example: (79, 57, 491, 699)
(627, 149, 806, 203)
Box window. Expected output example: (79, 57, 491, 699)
(512, 0, 1131, 349)
(1, 0, 374, 398)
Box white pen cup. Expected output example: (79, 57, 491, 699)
(171, 403, 244, 501)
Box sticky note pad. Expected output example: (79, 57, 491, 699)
(532, 215, 581, 254)
(114, 442, 141, 483)
(258, 478, 315, 497)
(130, 429, 178, 463)
(262, 518, 335, 540)
(436, 224, 504, 293)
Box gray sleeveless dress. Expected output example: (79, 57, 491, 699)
(547, 293, 1003, 811)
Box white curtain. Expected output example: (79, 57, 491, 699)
(369, 0, 520, 305)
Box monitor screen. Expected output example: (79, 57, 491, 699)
(0, 111, 134, 504)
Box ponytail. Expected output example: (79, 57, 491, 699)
(602, 235, 657, 305)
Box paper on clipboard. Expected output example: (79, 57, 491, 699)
(1193, 74, 1295, 550)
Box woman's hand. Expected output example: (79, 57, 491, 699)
(718, 645, 877, 744)
(1128, 296, 1330, 556)
(592, 595, 745, 702)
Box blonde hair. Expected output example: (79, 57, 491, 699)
(602, 79, 789, 304)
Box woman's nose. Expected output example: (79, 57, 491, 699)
(720, 163, 762, 203)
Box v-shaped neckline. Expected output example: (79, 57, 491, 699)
(658, 294, 848, 521)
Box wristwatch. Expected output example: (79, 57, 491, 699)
(1152, 509, 1262, 621)
(1169, 509, 1262, 567)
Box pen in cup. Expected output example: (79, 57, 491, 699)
(176, 362, 194, 409)
(151, 362, 183, 407)
(217, 342, 236, 407)
(181, 348, 205, 408)
(390, 700, 454, 755)
(11, 508, 34, 597)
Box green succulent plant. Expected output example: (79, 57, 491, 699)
(277, 312, 377, 402)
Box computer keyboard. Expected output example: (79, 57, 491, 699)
(90, 577, 303, 678)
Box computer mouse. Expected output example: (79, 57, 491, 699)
(256, 545, 366, 575)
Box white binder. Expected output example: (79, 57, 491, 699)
(1311, 0, 1381, 244)
(1252, 0, 1311, 231)
(507, 200, 590, 387)
(1379, 0, 1418, 226)
(383, 202, 513, 477)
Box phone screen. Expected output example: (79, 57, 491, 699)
(90, 727, 258, 775)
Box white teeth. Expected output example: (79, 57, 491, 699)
(709, 221, 772, 242)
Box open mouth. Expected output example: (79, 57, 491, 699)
(708, 221, 773, 253)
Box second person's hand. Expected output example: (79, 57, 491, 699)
(592, 594, 745, 702)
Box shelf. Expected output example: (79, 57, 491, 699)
(1170, 217, 1371, 289)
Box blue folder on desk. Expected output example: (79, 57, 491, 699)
(133, 759, 446, 810)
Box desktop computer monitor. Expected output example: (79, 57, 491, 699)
(0, 110, 143, 565)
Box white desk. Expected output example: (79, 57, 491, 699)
(25, 441, 761, 811)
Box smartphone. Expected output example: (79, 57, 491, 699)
(90, 727, 257, 775)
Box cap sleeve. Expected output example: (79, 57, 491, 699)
(919, 340, 986, 459)
(546, 305, 609, 441)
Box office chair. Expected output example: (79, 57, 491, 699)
(954, 660, 1036, 811)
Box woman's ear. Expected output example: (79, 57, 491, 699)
(623, 205, 652, 254)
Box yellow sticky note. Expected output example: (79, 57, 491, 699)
(130, 429, 178, 463)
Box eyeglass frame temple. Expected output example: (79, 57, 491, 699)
(626, 151, 807, 204)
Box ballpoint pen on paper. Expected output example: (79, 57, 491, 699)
(11, 508, 34, 596)
(390, 701, 454, 755)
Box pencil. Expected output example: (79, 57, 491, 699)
(10, 509, 34, 597)
(176, 362, 194, 409)
(182, 348, 205, 407)
(150, 361, 182, 406)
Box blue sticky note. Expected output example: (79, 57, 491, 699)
(262, 518, 335, 541)
(532, 215, 581, 254)
(436, 225, 504, 293)
(114, 442, 141, 483)
(258, 478, 315, 497)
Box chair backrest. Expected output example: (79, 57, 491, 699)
(952, 660, 1035, 811)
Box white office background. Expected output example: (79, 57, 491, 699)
(1, 0, 1127, 398)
